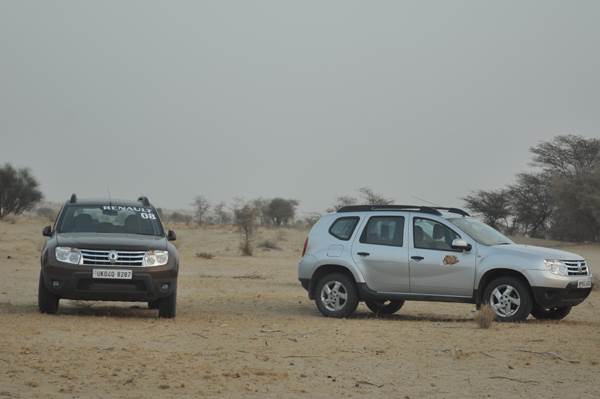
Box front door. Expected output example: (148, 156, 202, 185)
(352, 215, 410, 293)
(409, 216, 476, 297)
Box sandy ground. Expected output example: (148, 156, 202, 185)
(0, 216, 599, 399)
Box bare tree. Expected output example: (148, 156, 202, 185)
(530, 135, 600, 178)
(0, 163, 43, 219)
(328, 195, 358, 212)
(234, 204, 258, 256)
(328, 188, 392, 212)
(463, 189, 511, 231)
(358, 187, 394, 206)
(213, 201, 232, 225)
(508, 173, 553, 237)
(251, 198, 271, 226)
(192, 196, 210, 225)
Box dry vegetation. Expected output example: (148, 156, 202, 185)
(475, 304, 496, 329)
(0, 217, 599, 398)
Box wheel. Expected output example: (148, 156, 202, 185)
(531, 305, 572, 320)
(365, 299, 405, 315)
(158, 291, 177, 318)
(482, 276, 533, 322)
(148, 300, 160, 310)
(314, 273, 359, 318)
(38, 272, 59, 314)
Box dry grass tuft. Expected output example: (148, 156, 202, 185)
(258, 240, 281, 251)
(1, 216, 17, 225)
(232, 272, 264, 280)
(195, 252, 215, 260)
(475, 305, 495, 329)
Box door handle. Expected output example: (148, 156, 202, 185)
(411, 256, 424, 261)
(357, 252, 370, 257)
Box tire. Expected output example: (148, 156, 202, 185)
(158, 291, 177, 318)
(38, 272, 59, 314)
(531, 305, 572, 320)
(482, 276, 533, 322)
(365, 299, 405, 315)
(314, 273, 359, 318)
(148, 300, 160, 310)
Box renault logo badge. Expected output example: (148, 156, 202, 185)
(108, 251, 119, 263)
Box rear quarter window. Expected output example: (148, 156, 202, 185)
(328, 217, 359, 241)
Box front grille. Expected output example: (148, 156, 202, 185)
(80, 249, 145, 267)
(563, 260, 588, 276)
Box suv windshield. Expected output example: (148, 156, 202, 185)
(57, 205, 164, 236)
(447, 217, 512, 246)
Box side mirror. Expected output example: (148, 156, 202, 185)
(167, 230, 177, 241)
(42, 226, 53, 237)
(451, 238, 472, 252)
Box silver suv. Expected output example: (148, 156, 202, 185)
(298, 205, 593, 322)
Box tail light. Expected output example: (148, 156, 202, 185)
(301, 237, 308, 257)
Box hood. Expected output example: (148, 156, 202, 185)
(492, 244, 584, 261)
(56, 233, 167, 251)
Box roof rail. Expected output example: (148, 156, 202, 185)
(137, 196, 150, 206)
(434, 207, 470, 217)
(69, 193, 77, 204)
(337, 205, 442, 216)
(336, 205, 470, 217)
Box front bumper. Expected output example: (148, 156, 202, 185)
(41, 260, 178, 302)
(532, 282, 592, 308)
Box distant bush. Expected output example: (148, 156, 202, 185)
(36, 207, 57, 221)
(265, 198, 299, 226)
(0, 163, 43, 219)
(168, 212, 192, 225)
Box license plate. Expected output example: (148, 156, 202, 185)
(577, 279, 592, 289)
(92, 269, 132, 280)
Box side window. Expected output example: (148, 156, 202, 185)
(413, 218, 460, 251)
(329, 217, 359, 241)
(360, 216, 405, 247)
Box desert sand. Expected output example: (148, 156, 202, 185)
(0, 217, 598, 398)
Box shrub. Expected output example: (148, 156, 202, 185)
(195, 252, 215, 260)
(234, 205, 258, 256)
(257, 240, 281, 251)
(0, 163, 43, 219)
(475, 305, 495, 329)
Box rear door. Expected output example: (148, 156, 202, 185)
(409, 215, 476, 297)
(351, 214, 410, 293)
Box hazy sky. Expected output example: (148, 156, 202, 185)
(1, 1, 598, 215)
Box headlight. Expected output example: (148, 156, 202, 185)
(143, 250, 168, 267)
(544, 259, 568, 276)
(55, 247, 81, 265)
